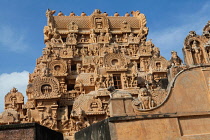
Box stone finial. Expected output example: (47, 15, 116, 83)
(46, 9, 56, 17)
(58, 11, 64, 16)
(81, 12, 86, 16)
(93, 9, 101, 14)
(103, 12, 108, 16)
(189, 31, 196, 37)
(125, 12, 130, 17)
(114, 12, 119, 17)
(10, 87, 18, 93)
(69, 12, 75, 16)
(131, 10, 140, 17)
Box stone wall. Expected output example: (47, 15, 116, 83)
(75, 114, 210, 140)
(0, 123, 63, 140)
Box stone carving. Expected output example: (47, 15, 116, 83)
(68, 22, 78, 31)
(104, 53, 128, 71)
(32, 76, 60, 99)
(191, 40, 203, 64)
(121, 21, 131, 33)
(170, 51, 182, 66)
(91, 9, 109, 32)
(133, 88, 154, 110)
(132, 88, 168, 111)
(183, 27, 210, 65)
(51, 29, 63, 44)
(66, 33, 77, 45)
(5, 88, 24, 111)
(46, 9, 56, 28)
(49, 59, 67, 76)
(6, 9, 210, 140)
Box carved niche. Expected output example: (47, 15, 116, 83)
(90, 9, 109, 33)
(32, 76, 60, 99)
(66, 33, 77, 45)
(49, 59, 67, 76)
(86, 96, 104, 114)
(150, 56, 169, 72)
(139, 46, 152, 56)
(184, 32, 206, 65)
(104, 53, 128, 71)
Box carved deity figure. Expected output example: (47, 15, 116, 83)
(90, 29, 97, 43)
(98, 32, 105, 42)
(132, 61, 138, 74)
(192, 40, 203, 64)
(141, 58, 150, 72)
(41, 107, 53, 128)
(74, 109, 90, 131)
(135, 88, 154, 110)
(170, 51, 182, 66)
(145, 74, 157, 90)
(123, 75, 129, 88)
(130, 73, 137, 87)
(76, 63, 82, 74)
(90, 75, 94, 85)
(128, 33, 135, 43)
(61, 115, 69, 129)
(51, 112, 57, 129)
(99, 75, 105, 88)
(80, 35, 86, 43)
(105, 75, 113, 88)
(66, 33, 77, 44)
(153, 47, 160, 58)
(104, 32, 111, 42)
(138, 88, 153, 109)
(51, 29, 63, 44)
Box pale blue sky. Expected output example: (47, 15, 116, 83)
(0, 0, 209, 111)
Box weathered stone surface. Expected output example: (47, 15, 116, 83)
(0, 9, 210, 140)
(75, 114, 210, 140)
(0, 123, 63, 140)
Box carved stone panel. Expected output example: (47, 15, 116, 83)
(132, 88, 168, 111)
(104, 53, 128, 70)
(49, 59, 67, 76)
(32, 77, 60, 99)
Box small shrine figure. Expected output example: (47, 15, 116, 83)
(170, 51, 182, 66)
(133, 88, 154, 110)
(51, 29, 63, 44)
(90, 29, 97, 43)
(192, 40, 203, 64)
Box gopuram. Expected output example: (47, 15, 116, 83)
(0, 9, 210, 140)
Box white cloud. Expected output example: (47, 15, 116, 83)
(148, 2, 210, 60)
(0, 25, 28, 52)
(0, 71, 29, 112)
